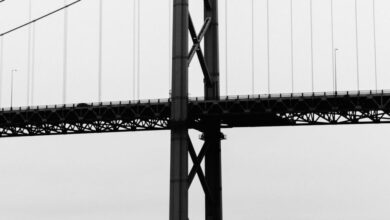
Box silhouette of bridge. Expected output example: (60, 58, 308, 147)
(1, 90, 390, 137)
(0, 0, 386, 219)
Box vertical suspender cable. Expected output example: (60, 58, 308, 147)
(98, 0, 103, 102)
(334, 48, 338, 91)
(31, 22, 36, 105)
(354, 0, 360, 91)
(251, 0, 255, 95)
(225, 0, 228, 96)
(309, 0, 314, 92)
(168, 0, 172, 95)
(266, 0, 270, 94)
(137, 0, 140, 99)
(290, 0, 294, 93)
(63, 0, 68, 104)
(10, 69, 14, 108)
(330, 0, 335, 92)
(0, 37, 3, 107)
(27, 0, 32, 106)
(372, 0, 378, 90)
(132, 0, 136, 100)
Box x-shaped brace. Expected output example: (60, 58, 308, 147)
(187, 135, 215, 204)
(188, 14, 213, 86)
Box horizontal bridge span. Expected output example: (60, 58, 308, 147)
(1, 90, 390, 137)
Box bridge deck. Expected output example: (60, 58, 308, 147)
(1, 90, 389, 137)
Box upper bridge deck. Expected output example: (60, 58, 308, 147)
(1, 90, 389, 137)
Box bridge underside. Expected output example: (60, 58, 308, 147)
(0, 91, 389, 137)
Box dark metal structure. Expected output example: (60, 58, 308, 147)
(170, 0, 189, 219)
(1, 91, 390, 137)
(2, 0, 390, 219)
(203, 0, 223, 219)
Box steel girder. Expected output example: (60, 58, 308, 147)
(1, 92, 390, 137)
(0, 101, 170, 137)
(191, 92, 390, 128)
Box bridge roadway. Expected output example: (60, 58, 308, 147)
(0, 90, 389, 137)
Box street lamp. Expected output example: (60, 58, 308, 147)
(10, 69, 17, 108)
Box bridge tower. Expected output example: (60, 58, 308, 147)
(170, 0, 222, 220)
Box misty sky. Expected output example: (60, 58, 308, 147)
(0, 0, 390, 219)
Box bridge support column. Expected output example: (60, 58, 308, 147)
(204, 1, 223, 220)
(169, 0, 189, 220)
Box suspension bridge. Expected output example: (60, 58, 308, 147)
(0, 0, 388, 219)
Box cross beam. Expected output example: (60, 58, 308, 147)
(187, 137, 215, 204)
(188, 15, 213, 86)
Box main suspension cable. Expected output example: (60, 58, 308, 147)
(354, 0, 360, 91)
(372, 0, 378, 90)
(0, 0, 81, 37)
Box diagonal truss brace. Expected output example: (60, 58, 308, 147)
(204, 0, 212, 9)
(187, 135, 215, 204)
(188, 14, 213, 86)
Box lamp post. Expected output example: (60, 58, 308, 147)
(10, 69, 17, 108)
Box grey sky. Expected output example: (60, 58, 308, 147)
(0, 0, 390, 219)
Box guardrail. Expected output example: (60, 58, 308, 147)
(2, 89, 389, 112)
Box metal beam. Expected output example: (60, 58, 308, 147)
(188, 15, 212, 86)
(188, 141, 209, 186)
(187, 137, 214, 204)
(169, 0, 189, 220)
(188, 15, 211, 62)
(203, 0, 223, 220)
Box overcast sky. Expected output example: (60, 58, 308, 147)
(1, 0, 390, 219)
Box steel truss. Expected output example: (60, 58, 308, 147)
(1, 92, 390, 137)
(0, 102, 170, 137)
(191, 91, 390, 127)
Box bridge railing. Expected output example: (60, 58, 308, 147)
(1, 89, 390, 113)
(191, 89, 390, 101)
